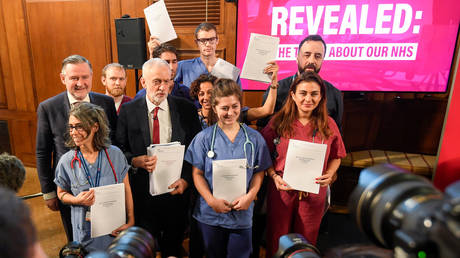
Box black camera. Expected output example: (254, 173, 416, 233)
(60, 226, 155, 258)
(348, 164, 460, 258)
(273, 233, 321, 258)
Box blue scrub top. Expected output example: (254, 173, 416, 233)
(175, 57, 241, 88)
(185, 124, 272, 229)
(54, 145, 129, 251)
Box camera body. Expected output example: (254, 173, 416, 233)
(349, 164, 460, 258)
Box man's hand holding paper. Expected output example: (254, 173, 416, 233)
(147, 143, 185, 196)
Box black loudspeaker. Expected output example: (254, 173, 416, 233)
(115, 17, 146, 69)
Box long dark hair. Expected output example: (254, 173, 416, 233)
(66, 102, 111, 150)
(271, 71, 331, 139)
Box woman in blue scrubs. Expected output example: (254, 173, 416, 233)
(54, 103, 134, 251)
(185, 79, 273, 258)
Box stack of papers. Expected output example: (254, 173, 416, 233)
(147, 142, 185, 196)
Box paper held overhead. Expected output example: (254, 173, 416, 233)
(211, 58, 241, 81)
(144, 0, 177, 43)
(240, 33, 280, 83)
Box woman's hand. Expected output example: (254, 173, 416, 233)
(232, 194, 253, 211)
(111, 221, 134, 237)
(316, 172, 336, 187)
(273, 174, 292, 191)
(264, 60, 279, 84)
(74, 189, 95, 206)
(209, 197, 232, 213)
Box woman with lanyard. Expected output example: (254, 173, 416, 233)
(54, 102, 134, 251)
(261, 71, 346, 257)
(185, 79, 273, 258)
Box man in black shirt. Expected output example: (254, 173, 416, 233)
(257, 35, 343, 131)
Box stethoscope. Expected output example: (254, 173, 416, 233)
(70, 148, 118, 187)
(207, 123, 259, 169)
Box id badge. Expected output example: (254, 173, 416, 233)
(85, 209, 91, 222)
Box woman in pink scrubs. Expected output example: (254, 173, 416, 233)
(261, 71, 346, 257)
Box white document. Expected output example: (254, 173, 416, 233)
(240, 33, 280, 83)
(211, 58, 240, 81)
(212, 159, 247, 203)
(283, 139, 327, 194)
(147, 142, 185, 196)
(90, 183, 125, 238)
(144, 0, 177, 43)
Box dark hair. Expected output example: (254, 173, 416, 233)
(0, 187, 37, 258)
(0, 153, 25, 192)
(271, 71, 331, 139)
(102, 63, 126, 78)
(211, 78, 243, 107)
(298, 35, 327, 55)
(66, 102, 111, 151)
(210, 79, 242, 126)
(61, 54, 92, 74)
(152, 43, 178, 59)
(189, 74, 218, 100)
(195, 22, 217, 39)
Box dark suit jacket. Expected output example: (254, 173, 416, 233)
(116, 95, 201, 199)
(35, 91, 118, 194)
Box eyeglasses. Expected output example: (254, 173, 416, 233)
(152, 79, 171, 87)
(69, 124, 85, 132)
(196, 37, 217, 45)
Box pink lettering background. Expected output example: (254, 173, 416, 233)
(236, 0, 459, 91)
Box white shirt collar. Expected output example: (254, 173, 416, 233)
(145, 95, 169, 113)
(67, 92, 90, 106)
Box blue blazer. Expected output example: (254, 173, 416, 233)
(35, 91, 118, 194)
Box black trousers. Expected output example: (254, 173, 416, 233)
(136, 192, 188, 257)
(58, 200, 73, 242)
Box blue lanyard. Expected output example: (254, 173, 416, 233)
(78, 150, 102, 188)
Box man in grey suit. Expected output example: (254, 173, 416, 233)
(35, 55, 117, 241)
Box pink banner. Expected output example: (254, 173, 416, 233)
(237, 0, 459, 91)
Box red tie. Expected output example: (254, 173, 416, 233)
(152, 107, 160, 144)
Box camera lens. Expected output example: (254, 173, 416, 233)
(275, 233, 321, 258)
(348, 164, 442, 248)
(107, 226, 155, 258)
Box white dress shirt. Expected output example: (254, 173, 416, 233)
(67, 92, 90, 107)
(146, 95, 172, 143)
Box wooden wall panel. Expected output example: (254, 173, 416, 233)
(9, 119, 37, 166)
(25, 0, 112, 103)
(0, 0, 36, 112)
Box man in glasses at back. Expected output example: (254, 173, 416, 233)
(175, 22, 240, 88)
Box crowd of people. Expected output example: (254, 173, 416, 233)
(29, 21, 345, 257)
